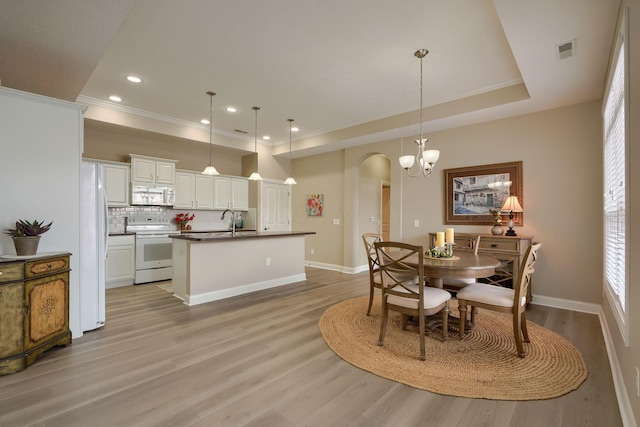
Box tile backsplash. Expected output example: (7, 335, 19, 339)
(108, 207, 256, 233)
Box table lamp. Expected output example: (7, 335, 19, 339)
(501, 196, 523, 236)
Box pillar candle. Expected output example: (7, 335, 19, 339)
(446, 227, 455, 244)
(436, 232, 445, 247)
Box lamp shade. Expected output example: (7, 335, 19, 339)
(399, 155, 415, 169)
(284, 176, 297, 185)
(501, 196, 523, 212)
(422, 149, 440, 164)
(202, 165, 219, 175)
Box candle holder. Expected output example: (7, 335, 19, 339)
(444, 242, 454, 257)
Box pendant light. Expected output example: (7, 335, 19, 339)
(284, 118, 297, 185)
(248, 106, 263, 181)
(398, 49, 440, 178)
(201, 91, 220, 175)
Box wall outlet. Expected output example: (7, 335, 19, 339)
(369, 216, 375, 222)
(333, 218, 340, 225)
(266, 257, 271, 266)
(414, 220, 420, 228)
(311, 248, 315, 255)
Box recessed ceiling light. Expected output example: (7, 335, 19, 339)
(263, 135, 271, 140)
(200, 119, 210, 125)
(226, 107, 237, 113)
(109, 95, 122, 102)
(291, 127, 299, 132)
(126, 75, 142, 83)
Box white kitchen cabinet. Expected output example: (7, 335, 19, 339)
(175, 171, 213, 209)
(213, 176, 248, 210)
(103, 162, 129, 206)
(106, 235, 135, 288)
(130, 154, 176, 185)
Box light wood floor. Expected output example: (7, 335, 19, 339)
(0, 267, 622, 427)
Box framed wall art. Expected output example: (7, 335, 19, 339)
(306, 193, 324, 216)
(443, 161, 523, 226)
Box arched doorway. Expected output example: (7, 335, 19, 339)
(358, 154, 391, 262)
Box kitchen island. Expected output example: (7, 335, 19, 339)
(171, 231, 314, 306)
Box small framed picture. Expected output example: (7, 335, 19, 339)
(306, 194, 323, 216)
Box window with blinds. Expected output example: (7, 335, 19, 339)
(603, 21, 627, 344)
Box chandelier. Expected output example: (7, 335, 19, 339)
(398, 49, 440, 178)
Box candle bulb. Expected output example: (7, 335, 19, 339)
(436, 232, 445, 248)
(446, 228, 454, 244)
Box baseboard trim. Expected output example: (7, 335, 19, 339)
(599, 307, 637, 427)
(184, 273, 307, 306)
(530, 294, 600, 314)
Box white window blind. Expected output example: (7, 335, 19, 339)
(603, 41, 625, 310)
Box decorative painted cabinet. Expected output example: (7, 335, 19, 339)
(0, 253, 71, 375)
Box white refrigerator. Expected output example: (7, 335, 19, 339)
(79, 162, 107, 331)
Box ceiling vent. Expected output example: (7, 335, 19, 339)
(556, 39, 576, 60)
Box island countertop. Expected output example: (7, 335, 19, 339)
(171, 230, 315, 241)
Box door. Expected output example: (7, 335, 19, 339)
(104, 163, 129, 206)
(261, 181, 290, 232)
(174, 172, 195, 208)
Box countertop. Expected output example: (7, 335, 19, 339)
(171, 230, 315, 241)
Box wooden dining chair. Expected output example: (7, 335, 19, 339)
(375, 241, 452, 361)
(442, 235, 482, 292)
(457, 242, 542, 358)
(362, 233, 383, 316)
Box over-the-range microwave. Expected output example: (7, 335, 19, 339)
(131, 184, 175, 206)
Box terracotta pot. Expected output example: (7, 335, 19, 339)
(13, 236, 41, 256)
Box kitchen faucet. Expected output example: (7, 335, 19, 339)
(221, 208, 236, 236)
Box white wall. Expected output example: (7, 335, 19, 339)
(0, 87, 84, 338)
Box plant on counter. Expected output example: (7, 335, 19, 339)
(489, 208, 502, 226)
(3, 219, 53, 237)
(175, 212, 195, 230)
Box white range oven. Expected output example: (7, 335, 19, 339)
(126, 216, 179, 284)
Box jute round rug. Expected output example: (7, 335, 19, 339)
(318, 296, 588, 400)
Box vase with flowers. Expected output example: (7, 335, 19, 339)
(489, 208, 504, 235)
(175, 212, 195, 231)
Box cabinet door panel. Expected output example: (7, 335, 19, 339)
(155, 161, 175, 184)
(213, 176, 231, 209)
(194, 175, 213, 209)
(231, 178, 248, 210)
(131, 157, 154, 182)
(174, 172, 195, 208)
(106, 246, 135, 283)
(24, 273, 69, 350)
(104, 164, 129, 206)
(0, 282, 24, 358)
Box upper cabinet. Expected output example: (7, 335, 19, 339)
(130, 154, 177, 185)
(213, 176, 248, 211)
(175, 171, 214, 210)
(103, 162, 129, 207)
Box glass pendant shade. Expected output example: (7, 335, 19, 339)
(202, 91, 220, 175)
(248, 171, 263, 181)
(284, 176, 297, 185)
(399, 155, 415, 169)
(202, 165, 219, 175)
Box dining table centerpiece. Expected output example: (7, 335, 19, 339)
(3, 219, 53, 256)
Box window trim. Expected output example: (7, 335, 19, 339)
(602, 7, 629, 346)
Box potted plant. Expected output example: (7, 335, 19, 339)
(489, 209, 504, 235)
(3, 219, 53, 256)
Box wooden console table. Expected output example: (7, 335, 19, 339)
(428, 233, 533, 301)
(0, 252, 71, 375)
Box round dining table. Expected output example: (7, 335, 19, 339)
(407, 251, 501, 288)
